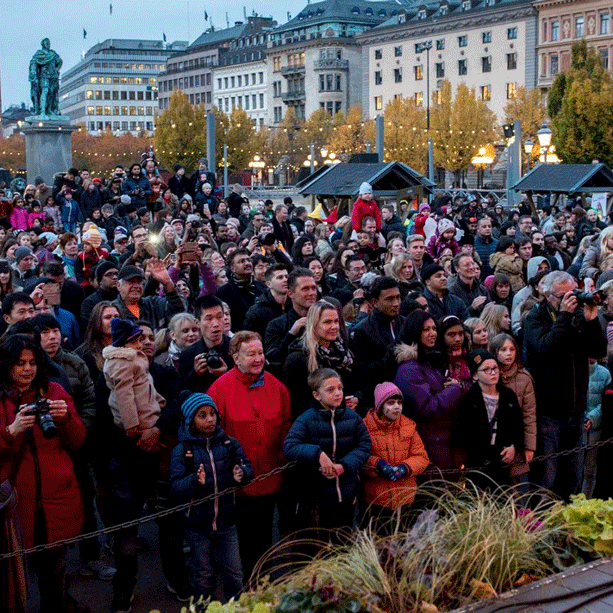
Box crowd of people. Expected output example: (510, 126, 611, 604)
(1, 158, 612, 613)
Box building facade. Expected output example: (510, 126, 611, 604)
(535, 0, 613, 95)
(59, 39, 187, 135)
(266, 0, 402, 124)
(358, 0, 537, 121)
(158, 16, 274, 115)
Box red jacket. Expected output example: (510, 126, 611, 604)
(362, 409, 429, 509)
(208, 367, 291, 497)
(0, 382, 85, 548)
(351, 197, 381, 232)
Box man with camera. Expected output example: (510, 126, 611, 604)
(178, 295, 234, 392)
(524, 271, 606, 499)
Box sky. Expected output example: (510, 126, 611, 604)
(0, 0, 307, 110)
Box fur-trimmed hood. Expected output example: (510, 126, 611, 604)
(102, 345, 139, 360)
(395, 342, 418, 364)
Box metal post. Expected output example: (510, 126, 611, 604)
(366, 142, 372, 154)
(223, 143, 228, 198)
(375, 115, 384, 162)
(206, 112, 216, 170)
(310, 142, 315, 174)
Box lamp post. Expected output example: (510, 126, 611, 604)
(248, 154, 265, 187)
(471, 146, 494, 189)
(523, 139, 533, 173)
(416, 40, 434, 185)
(537, 123, 552, 164)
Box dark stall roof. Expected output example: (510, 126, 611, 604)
(513, 163, 613, 194)
(297, 162, 434, 197)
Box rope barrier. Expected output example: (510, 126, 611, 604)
(2, 434, 613, 561)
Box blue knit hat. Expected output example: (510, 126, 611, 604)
(111, 317, 142, 347)
(181, 393, 218, 426)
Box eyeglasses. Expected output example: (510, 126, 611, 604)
(478, 366, 499, 375)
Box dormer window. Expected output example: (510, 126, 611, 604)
(398, 9, 406, 22)
(440, 5, 448, 15)
(378, 9, 387, 16)
(462, 0, 471, 10)
(352, 6, 360, 14)
(418, 9, 427, 19)
(365, 7, 374, 15)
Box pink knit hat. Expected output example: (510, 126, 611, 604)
(374, 382, 403, 414)
(418, 202, 431, 214)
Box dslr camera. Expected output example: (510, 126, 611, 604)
(571, 288, 604, 307)
(21, 398, 57, 438)
(204, 349, 222, 369)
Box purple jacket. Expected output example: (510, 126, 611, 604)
(394, 343, 464, 470)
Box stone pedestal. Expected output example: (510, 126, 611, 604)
(22, 119, 78, 185)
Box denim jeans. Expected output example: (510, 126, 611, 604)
(582, 428, 601, 498)
(537, 414, 583, 500)
(184, 525, 243, 601)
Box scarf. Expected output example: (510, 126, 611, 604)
(168, 341, 183, 366)
(232, 273, 256, 298)
(316, 339, 353, 371)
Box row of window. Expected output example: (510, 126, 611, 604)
(541, 47, 609, 77)
(216, 93, 266, 113)
(319, 73, 343, 91)
(89, 76, 156, 85)
(373, 29, 518, 59)
(216, 72, 265, 90)
(319, 101, 343, 116)
(159, 73, 215, 92)
(167, 57, 215, 72)
(86, 89, 157, 101)
(92, 62, 165, 71)
(86, 105, 155, 116)
(189, 92, 212, 105)
(372, 82, 517, 109)
(88, 121, 154, 132)
(543, 13, 609, 42)
(411, 0, 496, 21)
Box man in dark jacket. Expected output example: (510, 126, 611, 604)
(227, 184, 244, 218)
(112, 263, 184, 330)
(264, 268, 317, 376)
(243, 264, 290, 338)
(473, 217, 498, 279)
(272, 204, 294, 251)
(421, 264, 469, 321)
(524, 271, 606, 499)
(178, 296, 234, 392)
(448, 253, 489, 316)
(350, 276, 404, 405)
(381, 204, 406, 239)
(168, 164, 192, 200)
(80, 261, 119, 330)
(216, 248, 262, 331)
(190, 158, 216, 193)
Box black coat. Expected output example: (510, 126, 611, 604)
(177, 336, 234, 393)
(215, 277, 262, 332)
(168, 174, 192, 200)
(422, 288, 469, 322)
(264, 308, 301, 376)
(524, 301, 606, 418)
(227, 192, 243, 218)
(382, 214, 406, 239)
(272, 217, 294, 251)
(243, 290, 290, 339)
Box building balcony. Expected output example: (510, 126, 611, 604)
(313, 59, 349, 70)
(282, 90, 306, 102)
(281, 65, 305, 76)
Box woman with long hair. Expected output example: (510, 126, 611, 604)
(303, 255, 332, 298)
(154, 312, 201, 370)
(0, 258, 15, 301)
(489, 333, 537, 487)
(156, 224, 180, 260)
(464, 317, 489, 350)
(386, 253, 420, 300)
(437, 315, 472, 391)
(282, 299, 355, 417)
(75, 301, 120, 382)
(384, 237, 406, 266)
(290, 235, 314, 267)
(480, 303, 511, 339)
(0, 334, 86, 612)
(580, 226, 613, 280)
(314, 223, 334, 260)
(328, 246, 354, 291)
(394, 310, 464, 472)
(1, 237, 18, 263)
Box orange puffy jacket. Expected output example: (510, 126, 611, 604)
(362, 410, 429, 509)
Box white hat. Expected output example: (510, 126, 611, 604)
(359, 182, 373, 195)
(437, 218, 456, 235)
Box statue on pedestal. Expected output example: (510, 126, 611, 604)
(28, 38, 63, 119)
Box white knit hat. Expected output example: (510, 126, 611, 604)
(359, 182, 373, 195)
(437, 218, 456, 235)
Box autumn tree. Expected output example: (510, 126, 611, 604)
(0, 134, 26, 176)
(430, 80, 497, 183)
(329, 105, 375, 156)
(154, 90, 207, 171)
(503, 86, 546, 163)
(383, 98, 427, 172)
(549, 41, 613, 164)
(223, 107, 263, 170)
(294, 108, 335, 165)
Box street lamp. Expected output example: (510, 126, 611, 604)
(471, 146, 494, 189)
(416, 39, 434, 184)
(249, 154, 266, 187)
(523, 139, 533, 172)
(537, 123, 553, 163)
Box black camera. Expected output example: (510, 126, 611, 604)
(571, 288, 604, 306)
(22, 398, 56, 438)
(204, 349, 222, 370)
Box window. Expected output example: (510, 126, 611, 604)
(482, 56, 491, 72)
(480, 85, 491, 101)
(600, 48, 609, 69)
(506, 82, 517, 98)
(462, 0, 470, 10)
(374, 49, 382, 59)
(260, 93, 264, 108)
(414, 65, 423, 80)
(87, 105, 95, 115)
(436, 38, 445, 50)
(543, 20, 547, 41)
(458, 59, 467, 75)
(86, 90, 93, 99)
(374, 96, 382, 110)
(394, 68, 402, 83)
(237, 75, 242, 87)
(482, 31, 492, 43)
(259, 72, 264, 83)
(551, 20, 559, 40)
(458, 35, 467, 47)
(374, 70, 382, 85)
(394, 45, 402, 56)
(440, 5, 447, 15)
(434, 90, 442, 104)
(414, 92, 423, 106)
(601, 13, 609, 35)
(575, 16, 584, 38)
(507, 27, 517, 39)
(551, 54, 559, 75)
(245, 95, 250, 110)
(507, 52, 517, 69)
(436, 62, 445, 78)
(273, 56, 281, 71)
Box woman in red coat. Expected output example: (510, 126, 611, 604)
(0, 335, 85, 612)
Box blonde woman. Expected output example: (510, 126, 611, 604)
(282, 299, 356, 417)
(464, 317, 489, 350)
(154, 312, 201, 369)
(580, 226, 613, 279)
(386, 253, 419, 300)
(480, 303, 511, 340)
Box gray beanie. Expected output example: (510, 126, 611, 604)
(359, 182, 373, 195)
(15, 246, 33, 264)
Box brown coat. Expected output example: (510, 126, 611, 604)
(102, 345, 165, 432)
(489, 252, 525, 292)
(501, 364, 537, 476)
(362, 409, 429, 509)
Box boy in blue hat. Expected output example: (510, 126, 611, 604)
(169, 392, 253, 602)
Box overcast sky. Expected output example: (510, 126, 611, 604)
(0, 0, 307, 110)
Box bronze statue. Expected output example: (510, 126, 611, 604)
(29, 38, 63, 117)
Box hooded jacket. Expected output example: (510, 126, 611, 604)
(351, 197, 382, 232)
(170, 422, 253, 531)
(511, 256, 548, 334)
(362, 409, 429, 509)
(102, 345, 165, 432)
(283, 401, 371, 505)
(489, 252, 525, 292)
(586, 362, 612, 430)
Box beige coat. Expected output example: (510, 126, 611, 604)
(489, 252, 525, 292)
(102, 345, 165, 432)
